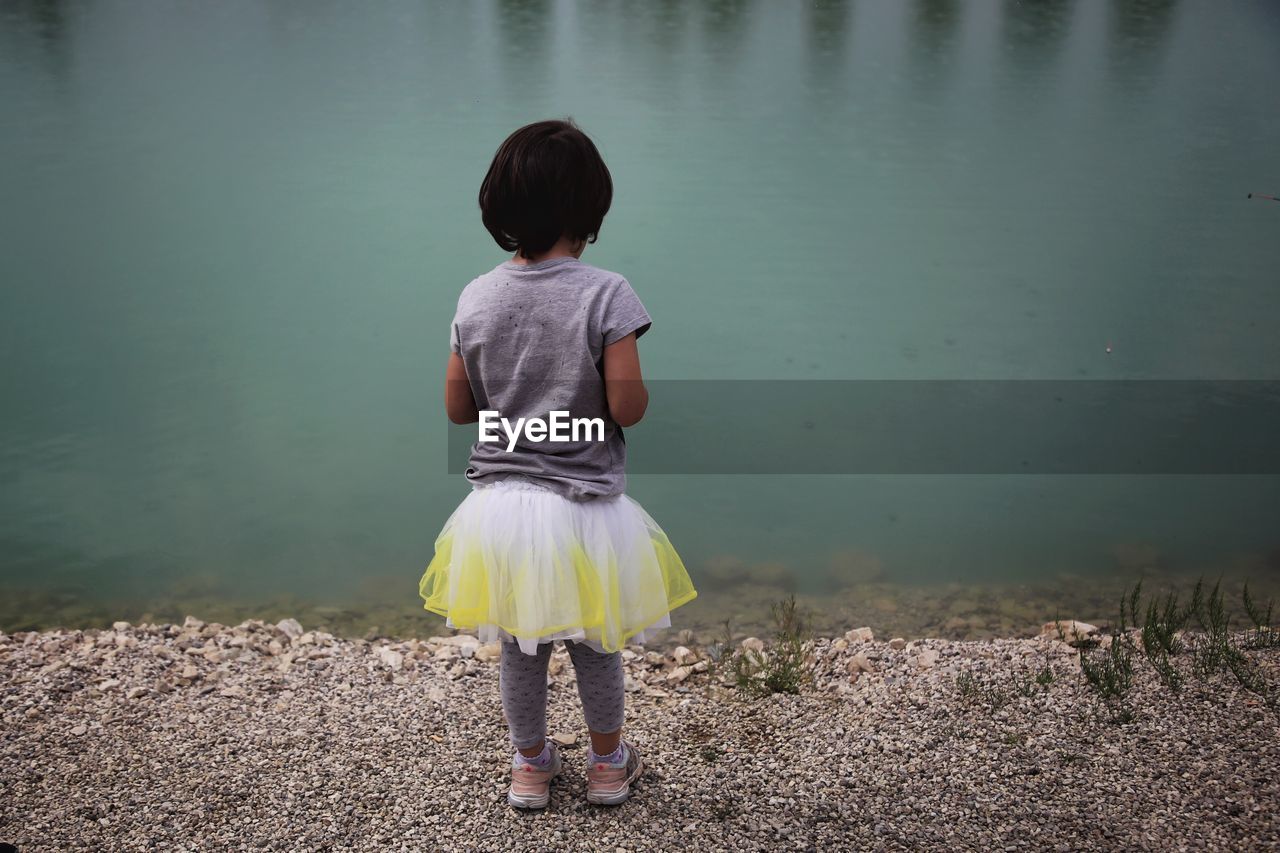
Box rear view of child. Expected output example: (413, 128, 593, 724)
(419, 118, 698, 809)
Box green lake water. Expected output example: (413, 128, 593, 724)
(2, 0, 1279, 639)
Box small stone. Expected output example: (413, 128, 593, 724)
(1040, 620, 1099, 644)
(889, 638, 906, 650)
(70, 724, 87, 736)
(474, 642, 501, 663)
(377, 648, 404, 671)
(182, 615, 205, 631)
(448, 662, 466, 680)
(666, 665, 691, 684)
(847, 653, 876, 675)
(112, 621, 130, 631)
(274, 618, 304, 641)
(913, 649, 939, 669)
(672, 645, 697, 665)
(126, 686, 147, 699)
(741, 637, 765, 654)
(845, 627, 875, 643)
(549, 732, 578, 747)
(180, 664, 199, 680)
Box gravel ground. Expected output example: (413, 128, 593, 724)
(2, 618, 1277, 852)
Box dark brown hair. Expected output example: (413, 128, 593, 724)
(479, 118, 613, 259)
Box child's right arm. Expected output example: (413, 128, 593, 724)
(602, 333, 648, 427)
(445, 352, 479, 424)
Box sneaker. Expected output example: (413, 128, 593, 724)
(585, 739, 643, 805)
(507, 743, 562, 809)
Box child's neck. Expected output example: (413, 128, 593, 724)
(511, 236, 586, 265)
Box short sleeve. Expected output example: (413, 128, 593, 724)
(601, 277, 652, 346)
(449, 317, 461, 354)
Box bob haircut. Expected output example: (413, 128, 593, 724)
(479, 118, 613, 260)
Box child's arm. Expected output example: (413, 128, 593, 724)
(602, 332, 648, 427)
(445, 352, 479, 424)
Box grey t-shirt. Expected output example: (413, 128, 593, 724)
(450, 256, 652, 501)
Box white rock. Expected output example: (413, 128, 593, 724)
(672, 646, 697, 666)
(434, 646, 459, 661)
(1040, 620, 1099, 643)
(274, 618, 304, 641)
(845, 626, 875, 643)
(888, 638, 907, 650)
(180, 664, 199, 680)
(71, 724, 88, 736)
(847, 653, 876, 674)
(182, 616, 205, 630)
(913, 649, 939, 669)
(112, 621, 131, 631)
(666, 665, 691, 684)
(424, 685, 445, 702)
(377, 648, 404, 671)
(549, 732, 577, 747)
(832, 638, 849, 651)
(448, 662, 467, 680)
(623, 675, 643, 692)
(474, 642, 501, 663)
(741, 637, 765, 654)
(126, 686, 148, 699)
(428, 634, 480, 647)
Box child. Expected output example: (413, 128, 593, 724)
(419, 118, 698, 810)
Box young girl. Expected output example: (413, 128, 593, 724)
(418, 118, 698, 810)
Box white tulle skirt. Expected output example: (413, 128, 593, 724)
(419, 479, 698, 656)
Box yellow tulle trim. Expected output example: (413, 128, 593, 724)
(418, 527, 698, 653)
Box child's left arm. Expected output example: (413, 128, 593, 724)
(445, 352, 479, 424)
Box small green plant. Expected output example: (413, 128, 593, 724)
(1079, 585, 1136, 721)
(1242, 580, 1279, 650)
(954, 669, 1011, 709)
(1190, 576, 1232, 681)
(1035, 666, 1055, 687)
(699, 744, 722, 763)
(711, 594, 815, 699)
(1136, 580, 1191, 692)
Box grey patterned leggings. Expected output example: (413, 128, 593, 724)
(499, 639, 625, 749)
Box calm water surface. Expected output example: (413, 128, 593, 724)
(2, 0, 1279, 633)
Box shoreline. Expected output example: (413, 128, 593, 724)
(5, 566, 1276, 648)
(3, 617, 1278, 850)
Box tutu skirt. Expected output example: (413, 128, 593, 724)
(419, 480, 698, 655)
